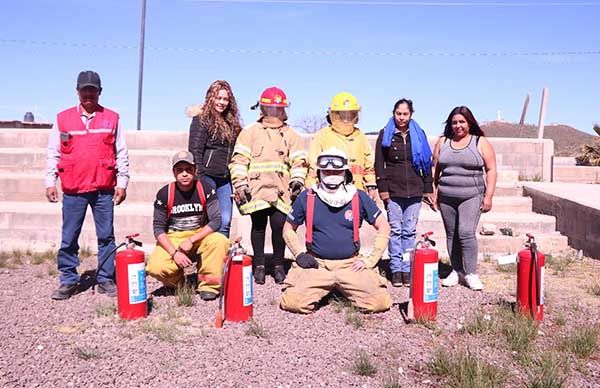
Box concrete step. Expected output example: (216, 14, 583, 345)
(0, 148, 175, 176)
(0, 128, 189, 151)
(0, 172, 171, 203)
(0, 200, 558, 254)
(0, 172, 534, 211)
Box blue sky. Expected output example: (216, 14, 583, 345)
(1, 0, 599, 136)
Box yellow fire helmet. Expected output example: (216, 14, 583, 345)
(329, 92, 360, 112)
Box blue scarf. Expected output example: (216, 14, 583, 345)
(381, 118, 432, 175)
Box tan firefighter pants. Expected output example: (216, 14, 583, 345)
(280, 257, 391, 314)
(146, 230, 229, 295)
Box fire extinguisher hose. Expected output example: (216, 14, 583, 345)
(215, 250, 234, 328)
(92, 234, 142, 294)
(531, 241, 541, 307)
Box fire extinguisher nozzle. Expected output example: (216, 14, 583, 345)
(215, 312, 224, 329)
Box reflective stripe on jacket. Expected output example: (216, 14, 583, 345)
(229, 121, 307, 215)
(307, 125, 376, 190)
(56, 106, 119, 194)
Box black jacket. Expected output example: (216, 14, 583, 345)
(188, 116, 236, 179)
(375, 129, 433, 198)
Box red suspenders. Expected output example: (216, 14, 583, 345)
(305, 189, 360, 254)
(166, 180, 206, 220)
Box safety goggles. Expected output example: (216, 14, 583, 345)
(316, 155, 348, 169)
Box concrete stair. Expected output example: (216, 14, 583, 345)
(0, 128, 569, 258)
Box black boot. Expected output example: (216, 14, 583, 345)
(273, 265, 286, 284)
(401, 272, 411, 287)
(254, 265, 266, 284)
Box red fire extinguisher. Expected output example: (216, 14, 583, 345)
(408, 232, 439, 321)
(517, 233, 544, 321)
(93, 233, 147, 320)
(215, 239, 253, 328)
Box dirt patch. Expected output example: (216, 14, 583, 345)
(0, 252, 598, 387)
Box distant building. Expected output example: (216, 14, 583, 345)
(0, 112, 53, 129)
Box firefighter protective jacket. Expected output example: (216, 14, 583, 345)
(229, 121, 307, 215)
(307, 125, 376, 191)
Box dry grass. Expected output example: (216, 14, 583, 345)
(500, 308, 539, 354)
(345, 306, 364, 329)
(428, 349, 508, 388)
(95, 302, 117, 318)
(586, 281, 600, 297)
(560, 326, 599, 359)
(461, 310, 495, 336)
(245, 319, 269, 339)
(140, 319, 180, 343)
(175, 283, 195, 307)
(73, 346, 101, 360)
(351, 350, 377, 377)
(545, 252, 576, 275)
(524, 353, 569, 388)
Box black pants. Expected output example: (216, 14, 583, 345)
(250, 207, 286, 267)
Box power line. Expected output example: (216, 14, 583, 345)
(186, 0, 600, 6)
(1, 38, 599, 57)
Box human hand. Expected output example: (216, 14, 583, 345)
(178, 238, 194, 253)
(423, 193, 437, 211)
(46, 186, 59, 203)
(113, 188, 127, 205)
(351, 258, 366, 272)
(367, 186, 379, 201)
(289, 181, 304, 201)
(296, 252, 319, 269)
(481, 196, 493, 213)
(379, 191, 390, 205)
(234, 184, 252, 205)
(173, 251, 193, 268)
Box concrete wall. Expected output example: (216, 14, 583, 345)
(523, 185, 600, 259)
(2, 128, 555, 181)
(553, 166, 600, 183)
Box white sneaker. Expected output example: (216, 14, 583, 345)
(464, 274, 484, 291)
(441, 270, 459, 287)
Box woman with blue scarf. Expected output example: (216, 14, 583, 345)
(375, 99, 434, 287)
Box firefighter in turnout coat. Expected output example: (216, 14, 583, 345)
(307, 92, 378, 200)
(229, 86, 308, 285)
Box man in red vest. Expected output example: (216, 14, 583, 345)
(45, 70, 130, 300)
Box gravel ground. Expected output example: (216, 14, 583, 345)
(0, 251, 599, 388)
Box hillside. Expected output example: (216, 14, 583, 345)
(482, 121, 596, 157)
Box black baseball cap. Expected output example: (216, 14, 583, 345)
(77, 70, 102, 91)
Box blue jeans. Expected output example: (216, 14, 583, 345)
(203, 175, 233, 237)
(387, 197, 422, 273)
(58, 190, 116, 285)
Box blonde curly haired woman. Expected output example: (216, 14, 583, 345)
(187, 80, 242, 237)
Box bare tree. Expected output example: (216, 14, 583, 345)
(293, 114, 328, 134)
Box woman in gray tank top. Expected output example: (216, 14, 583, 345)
(432, 106, 497, 291)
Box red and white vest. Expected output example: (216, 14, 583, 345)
(56, 105, 119, 194)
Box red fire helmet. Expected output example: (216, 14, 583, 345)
(259, 86, 289, 107)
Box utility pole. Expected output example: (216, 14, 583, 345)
(136, 0, 147, 131)
(519, 93, 530, 126)
(537, 87, 549, 139)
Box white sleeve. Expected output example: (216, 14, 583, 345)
(45, 125, 60, 188)
(115, 122, 130, 189)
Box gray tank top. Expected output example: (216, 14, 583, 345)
(437, 135, 485, 199)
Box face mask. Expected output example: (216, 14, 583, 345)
(322, 174, 345, 190)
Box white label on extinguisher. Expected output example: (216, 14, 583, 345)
(242, 264, 253, 306)
(423, 262, 439, 303)
(127, 262, 146, 304)
(540, 266, 545, 305)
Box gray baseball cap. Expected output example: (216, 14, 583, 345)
(171, 150, 195, 167)
(77, 70, 102, 90)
